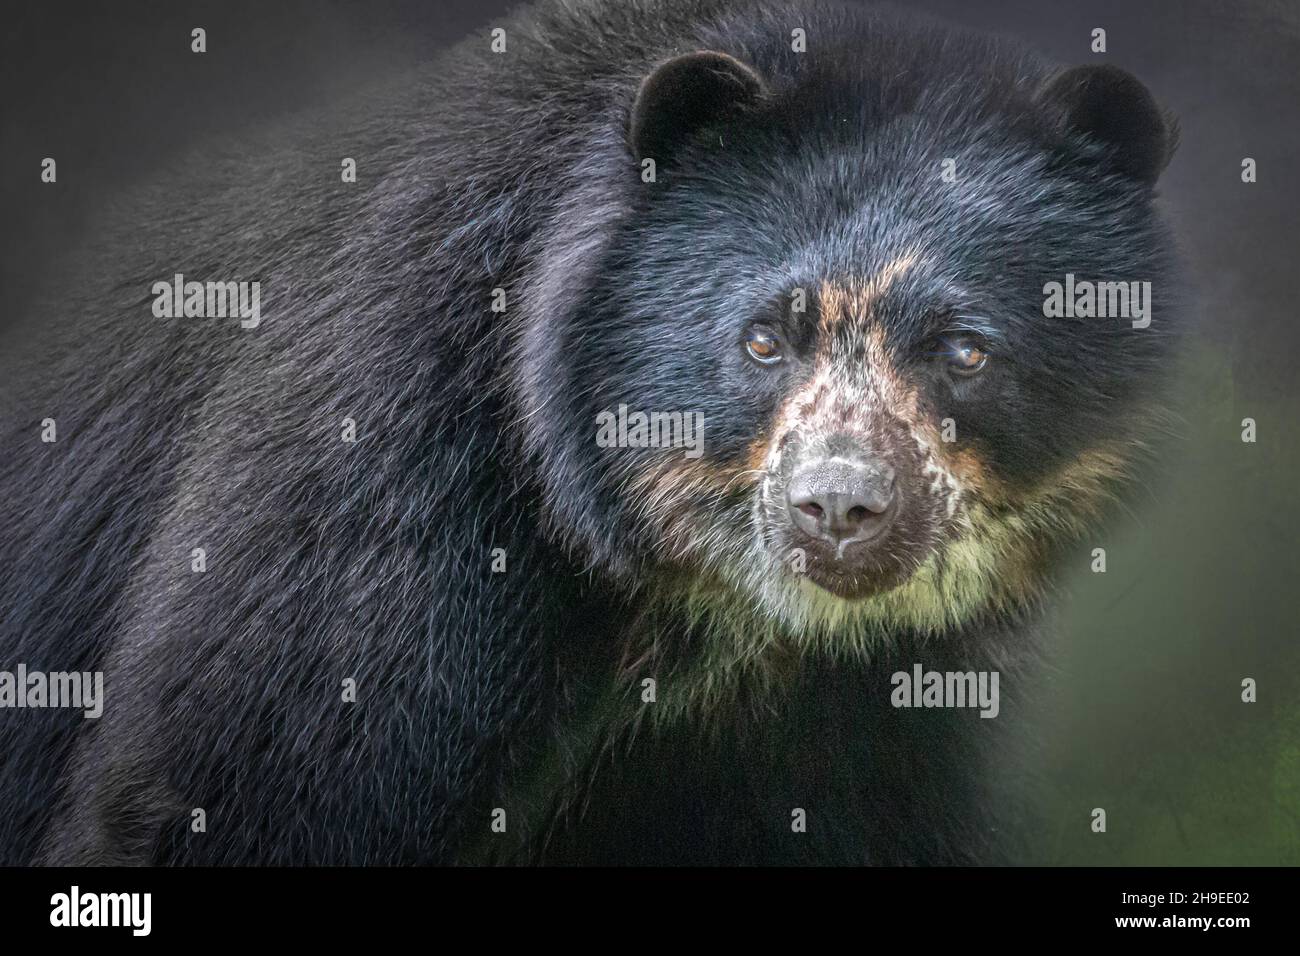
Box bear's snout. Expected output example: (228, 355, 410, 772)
(786, 454, 898, 555)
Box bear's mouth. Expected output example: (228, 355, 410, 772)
(796, 561, 915, 601)
(756, 468, 940, 603)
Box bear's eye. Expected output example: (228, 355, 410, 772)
(744, 330, 782, 365)
(941, 336, 988, 376)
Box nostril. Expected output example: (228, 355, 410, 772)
(787, 455, 900, 548)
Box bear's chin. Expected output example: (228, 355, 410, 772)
(753, 531, 924, 603)
(799, 566, 913, 602)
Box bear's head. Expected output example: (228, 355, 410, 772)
(514, 18, 1179, 649)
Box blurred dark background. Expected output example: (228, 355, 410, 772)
(3, 0, 1297, 863)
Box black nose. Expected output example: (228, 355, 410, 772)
(787, 457, 896, 547)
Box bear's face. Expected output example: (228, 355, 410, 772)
(520, 44, 1178, 643)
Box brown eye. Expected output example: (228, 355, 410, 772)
(945, 337, 988, 376)
(745, 330, 782, 365)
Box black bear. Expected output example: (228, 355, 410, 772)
(0, 0, 1178, 864)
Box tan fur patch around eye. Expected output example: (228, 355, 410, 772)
(814, 262, 924, 411)
(815, 251, 922, 339)
(858, 325, 921, 416)
(760, 279, 934, 474)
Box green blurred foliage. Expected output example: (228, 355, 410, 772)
(1034, 342, 1300, 864)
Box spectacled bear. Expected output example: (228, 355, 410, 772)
(0, 0, 1179, 865)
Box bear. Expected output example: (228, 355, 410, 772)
(0, 0, 1179, 865)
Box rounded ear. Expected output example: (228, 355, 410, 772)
(629, 50, 766, 167)
(1038, 65, 1177, 185)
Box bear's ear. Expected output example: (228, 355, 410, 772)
(629, 50, 766, 167)
(1038, 65, 1177, 185)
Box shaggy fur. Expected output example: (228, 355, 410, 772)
(0, 0, 1178, 865)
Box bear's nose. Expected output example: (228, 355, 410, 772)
(787, 457, 896, 549)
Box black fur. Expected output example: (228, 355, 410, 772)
(0, 0, 1178, 865)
